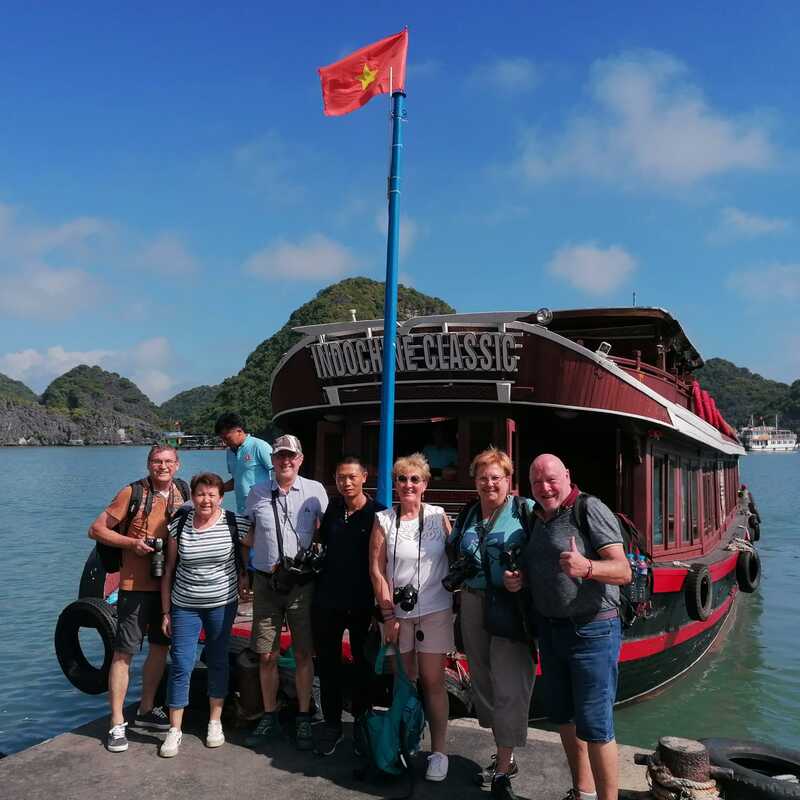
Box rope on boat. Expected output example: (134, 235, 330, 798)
(725, 536, 755, 552)
(646, 757, 721, 800)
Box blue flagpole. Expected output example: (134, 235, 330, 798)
(377, 90, 406, 508)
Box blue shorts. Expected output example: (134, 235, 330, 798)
(537, 615, 622, 743)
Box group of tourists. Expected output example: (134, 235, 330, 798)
(88, 411, 631, 800)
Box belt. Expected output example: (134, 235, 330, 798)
(545, 608, 618, 626)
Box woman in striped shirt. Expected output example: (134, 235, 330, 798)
(159, 472, 251, 757)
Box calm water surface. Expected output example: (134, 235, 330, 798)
(0, 447, 797, 754)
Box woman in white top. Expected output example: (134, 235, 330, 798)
(369, 453, 453, 782)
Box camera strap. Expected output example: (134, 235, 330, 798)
(271, 489, 288, 564)
(391, 504, 425, 594)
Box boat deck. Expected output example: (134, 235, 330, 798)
(0, 711, 651, 800)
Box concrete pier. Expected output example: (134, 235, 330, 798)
(0, 712, 651, 800)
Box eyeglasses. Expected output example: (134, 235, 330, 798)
(477, 474, 507, 484)
(150, 459, 177, 466)
(396, 474, 423, 485)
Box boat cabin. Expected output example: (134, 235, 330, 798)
(270, 307, 744, 562)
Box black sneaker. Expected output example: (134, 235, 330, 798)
(314, 723, 343, 756)
(295, 714, 314, 751)
(477, 754, 519, 786)
(106, 722, 128, 752)
(134, 705, 170, 732)
(244, 712, 282, 747)
(491, 774, 518, 800)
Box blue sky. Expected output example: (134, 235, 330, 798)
(1, 2, 798, 402)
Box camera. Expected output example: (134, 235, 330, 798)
(500, 543, 523, 573)
(145, 537, 165, 578)
(288, 543, 326, 576)
(393, 583, 418, 612)
(442, 557, 480, 592)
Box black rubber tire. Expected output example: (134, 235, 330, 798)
(702, 737, 800, 800)
(685, 564, 713, 621)
(54, 598, 117, 694)
(749, 515, 761, 542)
(78, 547, 106, 600)
(736, 549, 762, 593)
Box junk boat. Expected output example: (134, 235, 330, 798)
(739, 416, 797, 453)
(56, 306, 763, 715)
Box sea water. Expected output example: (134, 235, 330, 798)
(0, 447, 797, 755)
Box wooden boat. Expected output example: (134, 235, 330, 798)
(269, 306, 761, 708)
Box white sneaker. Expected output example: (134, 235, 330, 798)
(426, 751, 449, 781)
(206, 720, 225, 748)
(159, 727, 182, 758)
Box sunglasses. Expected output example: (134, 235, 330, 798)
(396, 474, 423, 485)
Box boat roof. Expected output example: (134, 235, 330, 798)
(293, 306, 704, 371)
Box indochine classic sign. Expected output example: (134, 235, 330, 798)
(309, 331, 521, 381)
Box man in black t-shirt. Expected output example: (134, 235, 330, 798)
(311, 455, 383, 756)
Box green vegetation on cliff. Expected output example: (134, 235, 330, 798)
(186, 277, 455, 436)
(0, 373, 38, 404)
(41, 365, 165, 427)
(160, 385, 219, 426)
(695, 358, 800, 431)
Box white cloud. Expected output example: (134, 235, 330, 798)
(0, 267, 102, 319)
(0, 336, 179, 402)
(517, 51, 773, 186)
(726, 264, 800, 301)
(473, 57, 540, 94)
(243, 234, 358, 280)
(547, 243, 637, 295)
(710, 207, 791, 242)
(134, 232, 199, 275)
(373, 212, 419, 257)
(233, 131, 306, 203)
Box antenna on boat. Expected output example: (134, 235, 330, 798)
(632, 291, 637, 307)
(350, 308, 357, 322)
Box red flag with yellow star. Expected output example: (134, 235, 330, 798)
(318, 29, 408, 117)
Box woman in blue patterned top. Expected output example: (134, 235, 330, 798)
(448, 448, 535, 799)
(159, 472, 251, 758)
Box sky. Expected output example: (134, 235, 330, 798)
(1, 2, 799, 403)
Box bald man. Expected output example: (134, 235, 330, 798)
(504, 455, 630, 800)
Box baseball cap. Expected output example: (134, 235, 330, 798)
(272, 434, 303, 454)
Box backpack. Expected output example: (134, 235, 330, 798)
(354, 645, 426, 796)
(171, 506, 244, 577)
(96, 477, 191, 574)
(573, 493, 650, 627)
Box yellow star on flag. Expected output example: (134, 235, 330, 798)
(357, 63, 377, 90)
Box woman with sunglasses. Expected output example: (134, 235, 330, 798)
(447, 447, 535, 800)
(369, 453, 453, 782)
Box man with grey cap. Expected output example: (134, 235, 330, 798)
(244, 434, 328, 751)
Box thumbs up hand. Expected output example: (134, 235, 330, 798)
(560, 535, 590, 579)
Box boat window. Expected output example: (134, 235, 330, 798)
(666, 456, 675, 545)
(690, 464, 699, 543)
(681, 465, 690, 545)
(653, 455, 664, 546)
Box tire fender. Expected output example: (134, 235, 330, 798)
(685, 564, 713, 621)
(702, 737, 800, 800)
(54, 598, 117, 695)
(748, 515, 761, 542)
(736, 549, 762, 594)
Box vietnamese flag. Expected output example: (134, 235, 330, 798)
(318, 29, 408, 117)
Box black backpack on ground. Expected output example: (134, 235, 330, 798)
(95, 478, 191, 574)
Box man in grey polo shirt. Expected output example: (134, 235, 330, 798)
(244, 434, 328, 751)
(505, 454, 630, 800)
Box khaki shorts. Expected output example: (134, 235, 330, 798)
(395, 608, 455, 655)
(251, 570, 314, 655)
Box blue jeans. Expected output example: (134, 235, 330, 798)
(167, 602, 238, 709)
(537, 615, 622, 743)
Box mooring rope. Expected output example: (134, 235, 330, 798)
(645, 757, 721, 800)
(726, 536, 755, 552)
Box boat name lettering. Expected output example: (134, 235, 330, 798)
(308, 332, 521, 380)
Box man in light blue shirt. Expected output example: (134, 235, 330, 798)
(215, 412, 273, 514)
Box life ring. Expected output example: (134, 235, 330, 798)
(55, 598, 117, 694)
(736, 549, 762, 593)
(702, 737, 800, 800)
(78, 547, 106, 599)
(749, 515, 761, 542)
(685, 565, 713, 621)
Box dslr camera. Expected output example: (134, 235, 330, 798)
(288, 543, 327, 576)
(144, 537, 165, 579)
(393, 583, 418, 612)
(500, 543, 523, 573)
(442, 556, 480, 592)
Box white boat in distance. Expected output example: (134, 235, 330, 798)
(740, 415, 798, 452)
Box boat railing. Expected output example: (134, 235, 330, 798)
(609, 356, 691, 399)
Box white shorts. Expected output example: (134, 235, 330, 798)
(394, 608, 455, 655)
